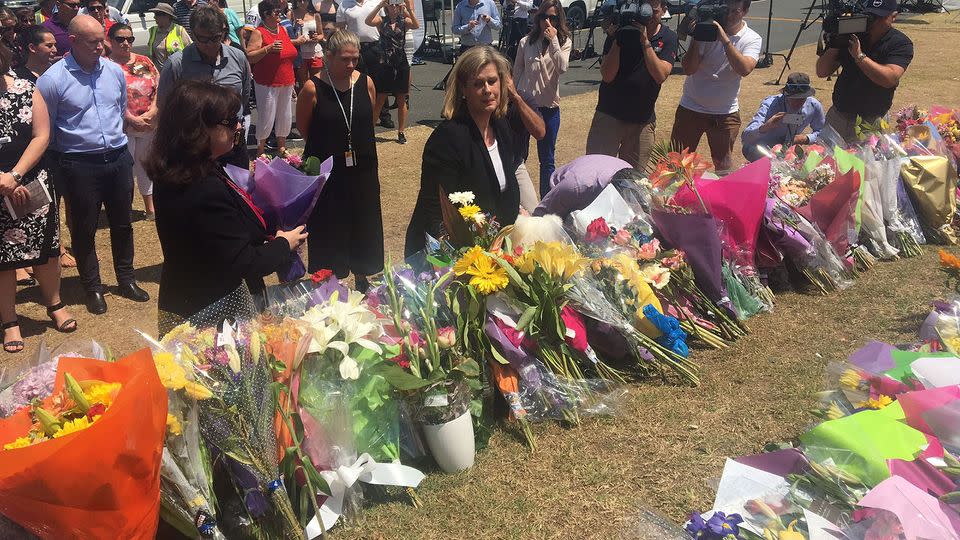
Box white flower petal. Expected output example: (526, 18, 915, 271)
(339, 356, 360, 380)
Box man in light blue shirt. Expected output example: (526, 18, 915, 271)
(741, 72, 827, 162)
(37, 14, 150, 315)
(452, 0, 501, 50)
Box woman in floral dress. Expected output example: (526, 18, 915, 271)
(108, 23, 160, 219)
(0, 43, 75, 353)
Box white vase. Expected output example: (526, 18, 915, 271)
(422, 411, 475, 473)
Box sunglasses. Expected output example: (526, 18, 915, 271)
(87, 5, 105, 10)
(218, 118, 244, 143)
(194, 32, 223, 44)
(112, 35, 135, 43)
(537, 13, 560, 24)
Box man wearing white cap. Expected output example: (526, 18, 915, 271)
(741, 72, 826, 162)
(816, 0, 913, 142)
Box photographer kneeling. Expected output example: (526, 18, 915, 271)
(741, 72, 826, 162)
(586, 0, 678, 168)
(815, 0, 913, 143)
(670, 0, 761, 173)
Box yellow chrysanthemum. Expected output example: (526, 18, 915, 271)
(155, 352, 189, 391)
(84, 382, 122, 407)
(166, 414, 183, 436)
(839, 369, 862, 390)
(53, 416, 94, 439)
(183, 381, 214, 400)
(3, 436, 33, 451)
(458, 205, 482, 221)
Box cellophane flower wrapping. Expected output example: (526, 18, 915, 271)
(900, 153, 959, 245)
(0, 339, 106, 417)
(0, 350, 167, 539)
(859, 146, 901, 259)
(226, 157, 334, 283)
(763, 198, 853, 292)
(484, 310, 627, 423)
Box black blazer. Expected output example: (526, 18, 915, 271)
(404, 114, 522, 256)
(154, 169, 291, 321)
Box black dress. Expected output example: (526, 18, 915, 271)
(0, 75, 59, 271)
(404, 113, 522, 257)
(154, 169, 291, 327)
(374, 16, 410, 95)
(304, 73, 384, 278)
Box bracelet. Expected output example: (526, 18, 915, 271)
(10, 171, 21, 184)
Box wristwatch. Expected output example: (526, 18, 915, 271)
(9, 171, 21, 184)
(856, 52, 867, 63)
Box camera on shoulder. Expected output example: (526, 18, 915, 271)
(693, 0, 728, 42)
(823, 0, 870, 49)
(599, 0, 654, 49)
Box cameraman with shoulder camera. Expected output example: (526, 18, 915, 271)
(585, 0, 678, 168)
(816, 0, 913, 142)
(670, 0, 761, 173)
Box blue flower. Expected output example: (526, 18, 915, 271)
(706, 511, 743, 538)
(685, 512, 708, 538)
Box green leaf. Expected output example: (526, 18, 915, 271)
(516, 306, 537, 332)
(370, 362, 434, 391)
(303, 155, 322, 175)
(491, 255, 531, 296)
(489, 343, 510, 365)
(454, 357, 480, 378)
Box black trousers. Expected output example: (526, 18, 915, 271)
(55, 148, 136, 294)
(359, 42, 392, 121)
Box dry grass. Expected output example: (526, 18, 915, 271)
(1, 12, 958, 539)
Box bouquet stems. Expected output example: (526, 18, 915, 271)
(896, 231, 922, 257)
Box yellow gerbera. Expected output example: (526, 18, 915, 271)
(155, 352, 188, 391)
(454, 246, 486, 276)
(857, 395, 894, 410)
(458, 205, 482, 221)
(83, 382, 122, 407)
(3, 436, 33, 451)
(53, 416, 94, 439)
(465, 252, 509, 295)
(166, 413, 183, 437)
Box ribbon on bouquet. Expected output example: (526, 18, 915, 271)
(304, 454, 425, 537)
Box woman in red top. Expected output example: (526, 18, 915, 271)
(107, 23, 159, 218)
(246, 0, 305, 156)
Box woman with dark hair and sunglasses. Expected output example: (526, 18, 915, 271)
(108, 23, 160, 219)
(146, 80, 308, 327)
(512, 0, 570, 197)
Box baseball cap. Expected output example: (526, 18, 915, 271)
(149, 2, 176, 17)
(782, 72, 815, 99)
(861, 0, 897, 17)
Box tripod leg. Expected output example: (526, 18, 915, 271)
(776, 0, 820, 85)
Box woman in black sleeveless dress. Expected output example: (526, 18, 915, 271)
(295, 29, 384, 291)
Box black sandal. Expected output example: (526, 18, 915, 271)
(2, 320, 23, 354)
(46, 302, 78, 333)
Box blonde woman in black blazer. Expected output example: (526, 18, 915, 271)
(405, 45, 544, 256)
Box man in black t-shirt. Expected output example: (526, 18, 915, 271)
(585, 0, 677, 168)
(815, 0, 913, 142)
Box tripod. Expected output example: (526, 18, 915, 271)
(756, 0, 788, 69)
(771, 0, 825, 85)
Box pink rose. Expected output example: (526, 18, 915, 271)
(612, 229, 632, 246)
(637, 239, 660, 260)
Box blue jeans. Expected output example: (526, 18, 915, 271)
(537, 106, 561, 196)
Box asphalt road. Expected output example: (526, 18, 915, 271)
(249, 0, 827, 143)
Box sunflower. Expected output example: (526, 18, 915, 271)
(53, 416, 94, 439)
(83, 382, 122, 408)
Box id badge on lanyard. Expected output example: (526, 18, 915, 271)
(328, 70, 357, 168)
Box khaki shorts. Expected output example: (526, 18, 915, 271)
(670, 105, 741, 173)
(585, 110, 656, 169)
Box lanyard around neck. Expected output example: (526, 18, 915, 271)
(326, 69, 355, 152)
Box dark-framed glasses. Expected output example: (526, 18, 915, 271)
(194, 32, 223, 44)
(537, 13, 560, 24)
(112, 35, 135, 43)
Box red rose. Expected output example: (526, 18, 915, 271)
(87, 402, 107, 420)
(311, 269, 334, 284)
(584, 217, 611, 244)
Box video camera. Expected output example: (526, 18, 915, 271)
(823, 0, 870, 49)
(599, 0, 655, 27)
(691, 0, 728, 42)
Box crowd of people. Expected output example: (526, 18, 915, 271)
(0, 0, 916, 351)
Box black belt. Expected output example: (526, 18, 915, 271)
(58, 145, 128, 164)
